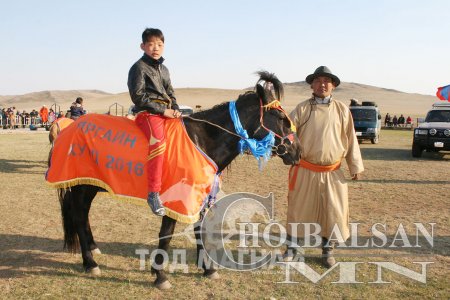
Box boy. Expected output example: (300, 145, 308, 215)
(127, 28, 182, 216)
(70, 97, 85, 120)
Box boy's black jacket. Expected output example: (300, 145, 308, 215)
(128, 54, 179, 114)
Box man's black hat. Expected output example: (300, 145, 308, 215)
(305, 66, 340, 87)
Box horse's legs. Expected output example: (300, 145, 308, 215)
(194, 221, 219, 279)
(151, 216, 177, 289)
(70, 185, 99, 274)
(86, 219, 101, 254)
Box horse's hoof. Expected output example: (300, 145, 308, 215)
(205, 271, 220, 280)
(87, 266, 101, 276)
(92, 248, 102, 255)
(155, 280, 172, 290)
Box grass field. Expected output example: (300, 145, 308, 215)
(0, 128, 449, 299)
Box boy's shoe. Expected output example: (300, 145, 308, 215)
(147, 192, 165, 216)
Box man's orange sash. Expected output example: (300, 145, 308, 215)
(288, 159, 341, 191)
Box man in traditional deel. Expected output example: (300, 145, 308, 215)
(285, 66, 364, 268)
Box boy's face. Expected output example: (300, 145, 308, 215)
(141, 37, 164, 60)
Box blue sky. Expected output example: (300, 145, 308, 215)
(1, 0, 448, 96)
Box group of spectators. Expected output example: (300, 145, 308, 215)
(384, 113, 412, 127)
(1, 97, 86, 129)
(0, 107, 48, 129)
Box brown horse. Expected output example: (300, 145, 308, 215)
(48, 117, 74, 144)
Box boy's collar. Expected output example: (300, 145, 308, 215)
(142, 53, 165, 65)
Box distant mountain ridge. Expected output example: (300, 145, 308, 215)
(284, 81, 416, 95)
(0, 90, 111, 105)
(280, 81, 437, 116)
(0, 82, 439, 117)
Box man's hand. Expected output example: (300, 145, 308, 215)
(351, 173, 360, 180)
(163, 109, 182, 118)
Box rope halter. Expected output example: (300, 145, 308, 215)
(259, 99, 296, 156)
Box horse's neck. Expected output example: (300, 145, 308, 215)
(184, 100, 259, 172)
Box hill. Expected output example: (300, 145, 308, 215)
(0, 90, 111, 112)
(0, 82, 438, 118)
(282, 82, 437, 117)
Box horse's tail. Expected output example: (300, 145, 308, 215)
(255, 70, 284, 101)
(58, 188, 79, 253)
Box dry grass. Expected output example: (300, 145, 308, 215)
(0, 129, 449, 299)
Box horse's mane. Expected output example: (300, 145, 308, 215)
(255, 70, 284, 101)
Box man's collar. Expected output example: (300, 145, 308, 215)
(312, 94, 332, 104)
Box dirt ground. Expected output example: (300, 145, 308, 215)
(0, 128, 449, 299)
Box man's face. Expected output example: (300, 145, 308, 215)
(141, 37, 165, 60)
(311, 76, 335, 98)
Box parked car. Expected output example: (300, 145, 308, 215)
(178, 105, 194, 116)
(349, 101, 382, 144)
(412, 102, 450, 157)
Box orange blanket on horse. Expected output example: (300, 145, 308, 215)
(46, 114, 218, 223)
(54, 117, 74, 131)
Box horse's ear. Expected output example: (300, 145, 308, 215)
(256, 84, 270, 105)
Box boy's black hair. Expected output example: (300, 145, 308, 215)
(76, 97, 83, 104)
(142, 28, 164, 44)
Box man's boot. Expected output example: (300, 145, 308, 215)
(283, 235, 304, 262)
(321, 238, 336, 268)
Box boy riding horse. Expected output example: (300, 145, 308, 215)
(127, 28, 182, 216)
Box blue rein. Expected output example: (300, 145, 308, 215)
(229, 101, 275, 163)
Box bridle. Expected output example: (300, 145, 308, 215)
(257, 98, 296, 157)
(184, 98, 296, 158)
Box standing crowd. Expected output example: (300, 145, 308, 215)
(384, 113, 412, 127)
(0, 106, 52, 129)
(1, 97, 86, 129)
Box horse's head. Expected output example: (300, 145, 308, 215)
(185, 71, 300, 170)
(238, 71, 301, 165)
